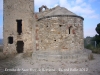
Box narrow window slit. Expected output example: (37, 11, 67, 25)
(8, 37, 13, 44)
(69, 26, 72, 34)
(16, 20, 22, 35)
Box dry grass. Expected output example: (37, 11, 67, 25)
(88, 53, 94, 60)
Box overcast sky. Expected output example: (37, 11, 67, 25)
(0, 0, 100, 39)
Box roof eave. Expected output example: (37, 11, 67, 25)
(38, 15, 84, 21)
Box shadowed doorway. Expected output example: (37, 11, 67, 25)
(16, 41, 24, 53)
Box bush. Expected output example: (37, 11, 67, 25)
(85, 44, 94, 50)
(85, 44, 100, 54)
(0, 46, 3, 52)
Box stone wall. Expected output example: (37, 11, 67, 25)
(36, 16, 84, 53)
(3, 0, 35, 54)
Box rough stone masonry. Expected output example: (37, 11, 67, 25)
(3, 0, 92, 61)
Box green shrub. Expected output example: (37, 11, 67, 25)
(85, 44, 100, 54)
(0, 46, 3, 52)
(85, 44, 94, 50)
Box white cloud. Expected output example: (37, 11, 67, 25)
(80, 2, 87, 7)
(89, 14, 99, 19)
(58, 0, 99, 19)
(71, 6, 94, 15)
(20, 0, 99, 19)
(35, 0, 59, 11)
(59, 0, 70, 8)
(76, 0, 83, 4)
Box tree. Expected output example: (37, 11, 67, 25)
(94, 34, 100, 45)
(95, 23, 100, 45)
(96, 23, 100, 36)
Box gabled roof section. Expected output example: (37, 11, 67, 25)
(45, 6, 77, 16)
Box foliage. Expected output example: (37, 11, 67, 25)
(84, 36, 100, 54)
(96, 23, 100, 35)
(84, 36, 93, 47)
(80, 23, 100, 53)
(94, 23, 100, 53)
(94, 34, 100, 45)
(0, 46, 3, 52)
(85, 43, 100, 54)
(94, 23, 100, 45)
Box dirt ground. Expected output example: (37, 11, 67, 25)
(0, 53, 100, 75)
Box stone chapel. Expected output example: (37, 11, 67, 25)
(3, 0, 90, 60)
